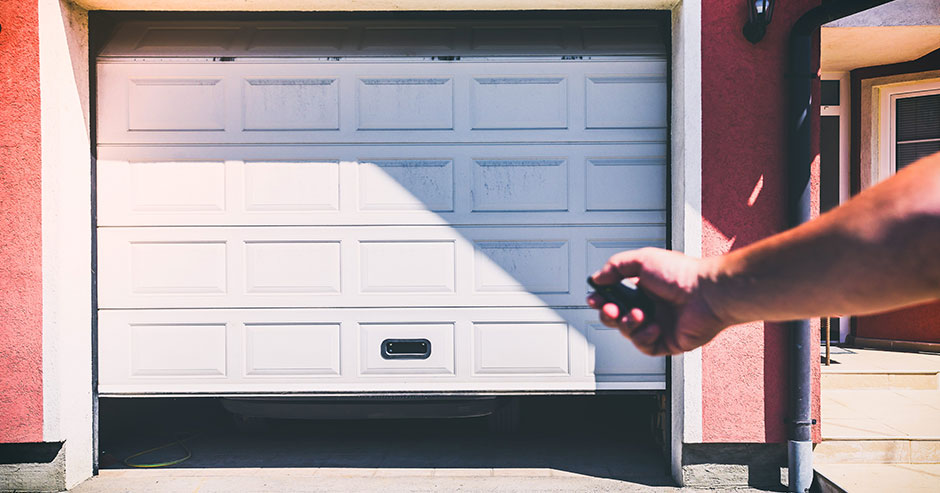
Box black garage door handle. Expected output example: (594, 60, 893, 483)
(381, 339, 431, 360)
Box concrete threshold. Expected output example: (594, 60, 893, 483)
(814, 463, 940, 493)
(814, 438, 940, 464)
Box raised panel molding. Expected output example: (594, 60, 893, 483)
(358, 77, 454, 130)
(585, 76, 667, 129)
(360, 28, 456, 51)
(360, 241, 456, 293)
(470, 76, 567, 129)
(244, 241, 341, 294)
(130, 161, 226, 212)
(474, 240, 569, 293)
(473, 322, 569, 375)
(585, 158, 665, 211)
(247, 28, 347, 52)
(244, 161, 340, 212)
(137, 27, 239, 51)
(243, 78, 340, 131)
(587, 240, 664, 281)
(358, 159, 454, 212)
(471, 158, 568, 211)
(130, 323, 227, 377)
(128, 78, 225, 131)
(588, 322, 665, 377)
(130, 241, 227, 294)
(471, 28, 565, 49)
(245, 323, 341, 376)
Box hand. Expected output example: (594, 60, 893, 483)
(587, 248, 731, 356)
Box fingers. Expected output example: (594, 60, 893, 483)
(591, 249, 649, 284)
(586, 293, 603, 308)
(589, 302, 678, 356)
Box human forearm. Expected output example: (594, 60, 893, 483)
(702, 154, 940, 326)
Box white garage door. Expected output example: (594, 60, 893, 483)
(96, 19, 668, 395)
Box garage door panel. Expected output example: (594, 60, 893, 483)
(129, 323, 228, 377)
(357, 77, 454, 130)
(359, 241, 457, 294)
(474, 240, 570, 294)
(470, 158, 568, 212)
(97, 226, 664, 309)
(98, 307, 663, 394)
(587, 321, 666, 382)
(244, 160, 340, 212)
(585, 158, 666, 211)
(127, 77, 226, 132)
(129, 241, 229, 295)
(245, 241, 342, 294)
(587, 239, 666, 277)
(243, 77, 340, 131)
(125, 160, 227, 213)
(358, 159, 454, 212)
(469, 76, 568, 130)
(245, 323, 341, 376)
(98, 60, 666, 145)
(585, 75, 667, 129)
(98, 143, 666, 226)
(246, 27, 349, 54)
(472, 322, 570, 376)
(359, 323, 455, 376)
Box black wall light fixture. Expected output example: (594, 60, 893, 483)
(744, 0, 775, 43)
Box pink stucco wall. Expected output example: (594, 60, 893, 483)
(701, 0, 822, 443)
(0, 0, 44, 443)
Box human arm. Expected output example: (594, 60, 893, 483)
(588, 152, 940, 356)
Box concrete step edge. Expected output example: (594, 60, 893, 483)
(814, 439, 940, 464)
(822, 370, 939, 375)
(821, 372, 939, 390)
(813, 468, 847, 493)
(822, 436, 940, 441)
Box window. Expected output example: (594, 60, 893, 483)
(895, 93, 940, 170)
(877, 79, 940, 183)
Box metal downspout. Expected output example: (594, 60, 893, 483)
(785, 1, 894, 491)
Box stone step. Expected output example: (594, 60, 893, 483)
(821, 348, 940, 392)
(814, 463, 940, 493)
(822, 389, 940, 437)
(821, 370, 938, 390)
(819, 389, 940, 465)
(814, 439, 940, 464)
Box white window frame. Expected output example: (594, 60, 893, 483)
(820, 73, 852, 343)
(821, 71, 851, 205)
(877, 78, 940, 184)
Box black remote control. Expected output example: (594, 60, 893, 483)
(587, 276, 656, 320)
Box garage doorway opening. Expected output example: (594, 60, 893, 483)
(98, 394, 669, 482)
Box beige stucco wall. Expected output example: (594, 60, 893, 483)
(74, 0, 675, 10)
(40, 0, 92, 488)
(821, 26, 940, 72)
(860, 70, 940, 190)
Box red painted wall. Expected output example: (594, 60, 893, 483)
(700, 0, 822, 443)
(0, 0, 44, 443)
(857, 302, 940, 344)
